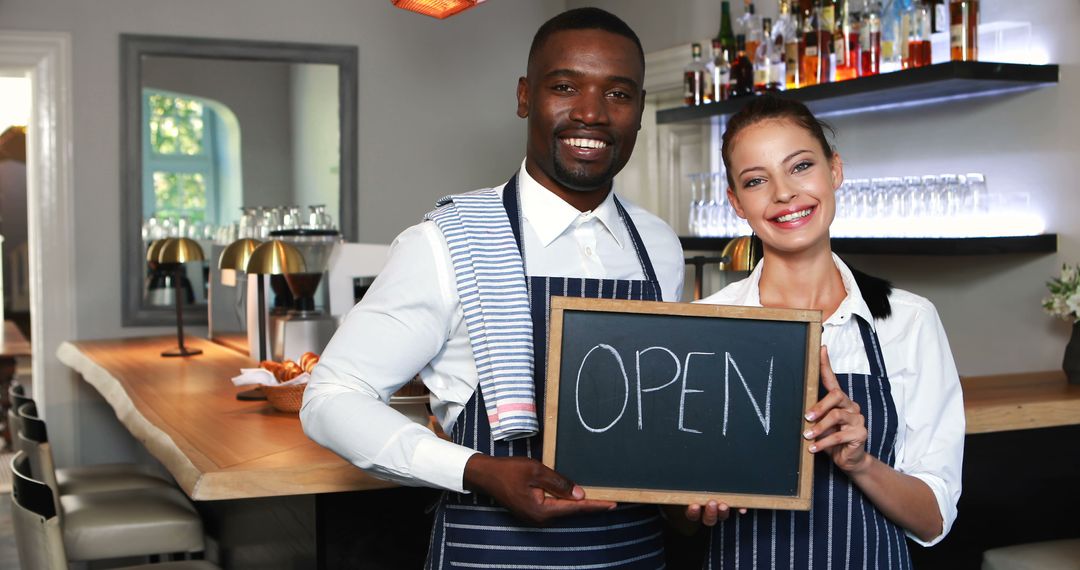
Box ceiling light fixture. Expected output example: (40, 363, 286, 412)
(392, 0, 486, 19)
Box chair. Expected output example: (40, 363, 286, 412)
(15, 403, 208, 562)
(10, 451, 219, 570)
(10, 385, 172, 495)
(982, 538, 1080, 570)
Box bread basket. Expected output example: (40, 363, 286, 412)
(261, 382, 306, 413)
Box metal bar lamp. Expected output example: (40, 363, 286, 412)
(245, 240, 306, 363)
(156, 237, 206, 357)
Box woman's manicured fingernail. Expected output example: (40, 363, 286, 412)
(803, 430, 814, 439)
(808, 445, 818, 452)
(805, 412, 815, 421)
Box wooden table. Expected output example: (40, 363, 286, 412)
(961, 370, 1080, 434)
(57, 336, 395, 501)
(0, 320, 31, 446)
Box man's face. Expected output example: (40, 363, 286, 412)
(517, 29, 645, 197)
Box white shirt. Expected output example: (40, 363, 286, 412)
(301, 163, 685, 494)
(698, 254, 964, 547)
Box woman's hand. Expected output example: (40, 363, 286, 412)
(803, 346, 873, 475)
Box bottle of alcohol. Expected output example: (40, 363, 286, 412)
(776, 0, 802, 89)
(822, 0, 838, 81)
(684, 43, 708, 106)
(833, 0, 859, 81)
(709, 40, 732, 102)
(731, 34, 755, 98)
(802, 1, 832, 86)
(739, 0, 763, 63)
(718, 0, 737, 54)
(860, 1, 882, 76)
(754, 18, 769, 93)
(906, 0, 932, 67)
(880, 0, 903, 72)
(949, 0, 978, 61)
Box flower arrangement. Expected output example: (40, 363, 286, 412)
(1043, 263, 1080, 323)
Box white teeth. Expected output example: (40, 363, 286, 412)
(775, 208, 812, 223)
(563, 138, 608, 149)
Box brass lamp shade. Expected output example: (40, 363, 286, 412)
(146, 239, 169, 265)
(719, 235, 759, 273)
(246, 240, 306, 275)
(157, 237, 205, 265)
(218, 238, 261, 271)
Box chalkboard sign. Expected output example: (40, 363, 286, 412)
(543, 297, 821, 510)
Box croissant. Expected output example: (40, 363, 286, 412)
(299, 351, 320, 374)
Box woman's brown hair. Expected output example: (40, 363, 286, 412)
(721, 94, 836, 190)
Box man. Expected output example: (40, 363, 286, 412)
(301, 8, 683, 568)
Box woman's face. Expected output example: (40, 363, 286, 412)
(727, 118, 843, 255)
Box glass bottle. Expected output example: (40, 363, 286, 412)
(709, 40, 732, 102)
(906, 0, 932, 68)
(756, 18, 786, 92)
(880, 0, 903, 72)
(949, 0, 978, 61)
(718, 0, 737, 54)
(739, 0, 763, 63)
(730, 34, 756, 98)
(684, 43, 708, 106)
(860, 1, 882, 77)
(833, 0, 859, 81)
(777, 0, 802, 89)
(802, 1, 832, 86)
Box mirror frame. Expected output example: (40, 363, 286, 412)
(120, 34, 358, 326)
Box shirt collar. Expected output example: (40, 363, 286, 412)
(516, 160, 624, 249)
(726, 252, 875, 328)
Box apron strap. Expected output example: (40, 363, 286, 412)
(853, 314, 888, 379)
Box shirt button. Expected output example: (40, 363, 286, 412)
(585, 247, 593, 256)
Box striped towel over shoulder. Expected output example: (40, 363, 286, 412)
(424, 188, 537, 441)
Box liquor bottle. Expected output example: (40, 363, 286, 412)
(776, 0, 801, 89)
(860, 1, 882, 76)
(833, 0, 859, 81)
(802, 1, 832, 86)
(880, 0, 903, 72)
(949, 0, 978, 61)
(739, 0, 763, 63)
(906, 0, 932, 68)
(709, 40, 732, 102)
(822, 0, 838, 81)
(731, 34, 755, 98)
(684, 43, 708, 106)
(718, 0, 737, 54)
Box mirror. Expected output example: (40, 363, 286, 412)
(121, 34, 357, 326)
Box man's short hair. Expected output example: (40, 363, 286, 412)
(528, 7, 645, 71)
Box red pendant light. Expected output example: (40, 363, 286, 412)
(392, 0, 486, 19)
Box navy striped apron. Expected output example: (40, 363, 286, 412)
(706, 316, 913, 570)
(425, 177, 668, 569)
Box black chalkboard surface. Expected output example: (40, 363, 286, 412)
(543, 297, 821, 510)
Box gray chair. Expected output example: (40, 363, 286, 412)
(10, 451, 219, 570)
(15, 403, 208, 562)
(9, 384, 172, 495)
(982, 539, 1080, 570)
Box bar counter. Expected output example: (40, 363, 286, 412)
(57, 336, 396, 501)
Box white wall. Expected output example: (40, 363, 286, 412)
(290, 63, 339, 224)
(571, 0, 1080, 377)
(0, 0, 565, 465)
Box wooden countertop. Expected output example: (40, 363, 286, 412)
(57, 336, 396, 501)
(961, 370, 1080, 434)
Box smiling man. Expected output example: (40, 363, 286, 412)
(301, 8, 683, 568)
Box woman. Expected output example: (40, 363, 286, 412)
(689, 95, 964, 569)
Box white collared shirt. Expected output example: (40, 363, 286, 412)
(301, 162, 684, 494)
(699, 254, 964, 546)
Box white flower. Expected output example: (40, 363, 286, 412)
(1064, 264, 1079, 284)
(1067, 293, 1080, 320)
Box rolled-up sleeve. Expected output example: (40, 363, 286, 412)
(300, 222, 478, 492)
(893, 302, 965, 546)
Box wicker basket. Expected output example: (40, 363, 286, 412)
(262, 383, 306, 414)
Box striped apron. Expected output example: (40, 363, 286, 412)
(425, 177, 668, 569)
(706, 316, 913, 570)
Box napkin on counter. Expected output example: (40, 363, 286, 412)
(231, 369, 310, 387)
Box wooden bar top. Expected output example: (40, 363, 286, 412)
(961, 370, 1080, 434)
(58, 336, 396, 501)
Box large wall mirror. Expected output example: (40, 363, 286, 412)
(121, 34, 357, 326)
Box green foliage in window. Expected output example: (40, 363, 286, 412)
(148, 94, 205, 156)
(153, 172, 207, 223)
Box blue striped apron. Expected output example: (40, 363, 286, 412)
(706, 316, 913, 570)
(425, 176, 668, 569)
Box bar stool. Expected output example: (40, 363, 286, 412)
(9, 385, 172, 495)
(15, 404, 208, 562)
(10, 451, 220, 570)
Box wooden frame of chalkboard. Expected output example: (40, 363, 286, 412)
(543, 296, 821, 510)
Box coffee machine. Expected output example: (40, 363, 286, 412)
(269, 228, 341, 361)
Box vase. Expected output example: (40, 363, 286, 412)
(1065, 322, 1080, 385)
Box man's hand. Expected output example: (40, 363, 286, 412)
(463, 454, 616, 526)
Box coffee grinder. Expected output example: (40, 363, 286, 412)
(269, 228, 341, 361)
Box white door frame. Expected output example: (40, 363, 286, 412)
(0, 31, 77, 464)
